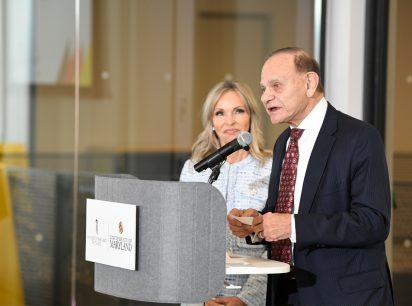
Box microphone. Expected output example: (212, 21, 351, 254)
(194, 131, 252, 172)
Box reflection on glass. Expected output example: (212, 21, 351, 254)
(0, 0, 316, 304)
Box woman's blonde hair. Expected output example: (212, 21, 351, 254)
(191, 80, 270, 164)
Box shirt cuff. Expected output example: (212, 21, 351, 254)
(290, 214, 296, 243)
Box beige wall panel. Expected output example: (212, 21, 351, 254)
(193, 0, 306, 150)
(131, 0, 174, 150)
(173, 0, 195, 151)
(35, 0, 315, 154)
(80, 1, 131, 152)
(36, 0, 175, 153)
(394, 0, 412, 153)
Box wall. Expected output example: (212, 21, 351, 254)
(34, 0, 314, 162)
(35, 0, 176, 155)
(394, 0, 412, 154)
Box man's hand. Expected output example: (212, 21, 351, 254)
(206, 296, 246, 306)
(260, 212, 292, 241)
(227, 208, 258, 238)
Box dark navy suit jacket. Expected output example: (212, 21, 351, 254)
(264, 103, 394, 305)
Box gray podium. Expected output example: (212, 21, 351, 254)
(92, 175, 227, 304)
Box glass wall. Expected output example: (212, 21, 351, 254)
(0, 0, 315, 304)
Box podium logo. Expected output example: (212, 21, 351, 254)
(109, 221, 132, 252)
(109, 234, 133, 252)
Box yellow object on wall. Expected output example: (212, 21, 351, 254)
(0, 144, 27, 305)
(0, 144, 29, 168)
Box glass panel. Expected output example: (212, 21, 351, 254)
(194, 0, 315, 148)
(77, 1, 315, 303)
(0, 0, 315, 304)
(1, 0, 78, 305)
(391, 0, 412, 303)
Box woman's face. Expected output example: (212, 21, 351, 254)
(212, 90, 251, 146)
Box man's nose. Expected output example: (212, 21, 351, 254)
(261, 89, 273, 105)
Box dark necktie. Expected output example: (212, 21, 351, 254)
(270, 128, 304, 264)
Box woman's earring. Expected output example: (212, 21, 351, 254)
(212, 126, 215, 131)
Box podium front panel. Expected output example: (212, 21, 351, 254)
(93, 176, 226, 304)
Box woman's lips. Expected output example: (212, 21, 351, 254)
(224, 129, 239, 134)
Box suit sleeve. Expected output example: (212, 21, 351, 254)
(294, 126, 391, 250)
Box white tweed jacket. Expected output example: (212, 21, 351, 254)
(180, 154, 272, 306)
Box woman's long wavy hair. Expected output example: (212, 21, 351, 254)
(191, 80, 270, 164)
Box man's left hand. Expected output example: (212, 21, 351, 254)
(262, 212, 292, 241)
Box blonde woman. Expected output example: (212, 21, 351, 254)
(180, 80, 272, 306)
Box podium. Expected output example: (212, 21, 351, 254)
(87, 175, 227, 304)
(86, 175, 290, 305)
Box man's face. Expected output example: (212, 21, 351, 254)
(260, 53, 310, 127)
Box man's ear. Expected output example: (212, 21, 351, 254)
(305, 72, 319, 97)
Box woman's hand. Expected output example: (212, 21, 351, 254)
(227, 208, 257, 238)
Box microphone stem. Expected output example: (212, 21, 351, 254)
(208, 161, 225, 184)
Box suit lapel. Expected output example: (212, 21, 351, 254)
(299, 103, 338, 214)
(267, 128, 290, 212)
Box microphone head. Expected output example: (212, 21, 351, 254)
(237, 131, 252, 147)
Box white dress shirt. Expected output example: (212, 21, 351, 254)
(290, 97, 328, 243)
